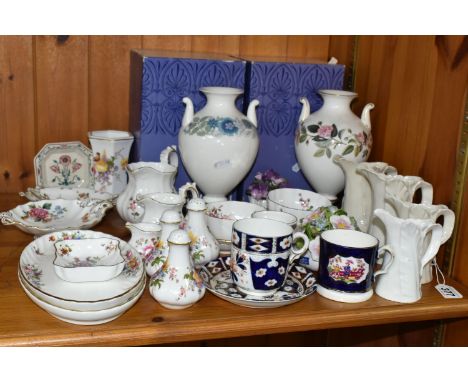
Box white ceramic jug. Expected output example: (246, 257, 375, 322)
(116, 146, 178, 223)
(149, 229, 205, 309)
(334, 155, 397, 232)
(385, 196, 455, 284)
(125, 222, 162, 263)
(179, 86, 259, 202)
(373, 209, 443, 303)
(136, 182, 198, 224)
(357, 168, 433, 245)
(295, 90, 374, 197)
(182, 198, 220, 267)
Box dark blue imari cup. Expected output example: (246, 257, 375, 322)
(317, 229, 394, 303)
(230, 218, 309, 296)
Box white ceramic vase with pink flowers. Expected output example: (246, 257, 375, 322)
(295, 90, 374, 197)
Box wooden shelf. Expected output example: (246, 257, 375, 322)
(1, 194, 468, 346)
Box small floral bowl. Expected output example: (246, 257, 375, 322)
(205, 201, 266, 247)
(0, 199, 113, 236)
(267, 188, 331, 220)
(53, 238, 125, 282)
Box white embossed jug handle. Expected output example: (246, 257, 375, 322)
(420, 223, 444, 277)
(434, 208, 455, 244)
(160, 145, 178, 168)
(373, 245, 395, 278)
(416, 180, 434, 205)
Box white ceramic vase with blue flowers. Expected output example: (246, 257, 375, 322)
(179, 87, 259, 203)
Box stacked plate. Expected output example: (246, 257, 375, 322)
(18, 230, 145, 325)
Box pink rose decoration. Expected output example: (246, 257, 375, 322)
(50, 164, 60, 173)
(29, 208, 50, 221)
(59, 155, 72, 166)
(72, 162, 82, 172)
(356, 132, 366, 143)
(317, 125, 334, 138)
(330, 215, 353, 229)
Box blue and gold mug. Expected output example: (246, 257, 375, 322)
(230, 218, 309, 296)
(317, 229, 394, 303)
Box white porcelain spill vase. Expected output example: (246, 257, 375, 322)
(179, 86, 259, 202)
(295, 90, 374, 197)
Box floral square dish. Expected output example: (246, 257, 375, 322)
(34, 141, 94, 188)
(53, 238, 125, 282)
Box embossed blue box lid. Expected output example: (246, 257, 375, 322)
(234, 56, 345, 198)
(129, 49, 247, 190)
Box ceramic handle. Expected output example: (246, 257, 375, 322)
(0, 212, 16, 226)
(160, 145, 178, 168)
(434, 208, 455, 245)
(415, 181, 433, 205)
(289, 232, 310, 263)
(420, 224, 443, 276)
(384, 165, 398, 176)
(374, 245, 394, 278)
(178, 182, 199, 200)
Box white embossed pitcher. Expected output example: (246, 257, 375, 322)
(357, 168, 433, 245)
(373, 209, 443, 303)
(334, 155, 396, 232)
(385, 196, 455, 284)
(116, 146, 178, 223)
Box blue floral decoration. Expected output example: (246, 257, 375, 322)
(219, 118, 239, 136)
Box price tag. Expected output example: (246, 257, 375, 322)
(435, 284, 463, 299)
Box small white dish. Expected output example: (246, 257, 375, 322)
(0, 199, 113, 235)
(198, 257, 316, 308)
(205, 201, 265, 243)
(34, 141, 94, 189)
(20, 187, 115, 203)
(19, 274, 145, 325)
(267, 188, 331, 220)
(53, 238, 125, 283)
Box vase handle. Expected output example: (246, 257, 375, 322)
(178, 182, 199, 201)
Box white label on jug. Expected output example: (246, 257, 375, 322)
(435, 284, 463, 299)
(214, 159, 231, 169)
(292, 163, 300, 173)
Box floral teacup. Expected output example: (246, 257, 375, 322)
(230, 218, 309, 296)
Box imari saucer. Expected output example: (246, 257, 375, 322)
(34, 141, 94, 189)
(198, 257, 317, 308)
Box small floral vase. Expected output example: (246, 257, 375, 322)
(125, 222, 162, 263)
(181, 198, 219, 267)
(149, 229, 205, 310)
(144, 210, 181, 277)
(88, 130, 134, 195)
(295, 90, 374, 197)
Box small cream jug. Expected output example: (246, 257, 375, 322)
(149, 229, 206, 310)
(373, 209, 443, 303)
(334, 155, 397, 232)
(385, 196, 455, 284)
(145, 210, 182, 277)
(125, 222, 162, 264)
(136, 182, 198, 224)
(116, 145, 178, 223)
(182, 198, 220, 267)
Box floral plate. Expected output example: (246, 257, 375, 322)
(20, 187, 115, 203)
(18, 230, 144, 306)
(34, 141, 94, 189)
(198, 257, 316, 308)
(0, 199, 113, 235)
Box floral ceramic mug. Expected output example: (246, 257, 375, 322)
(230, 218, 309, 296)
(317, 229, 394, 303)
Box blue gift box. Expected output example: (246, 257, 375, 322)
(129, 50, 247, 189)
(129, 51, 345, 199)
(236, 58, 345, 199)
